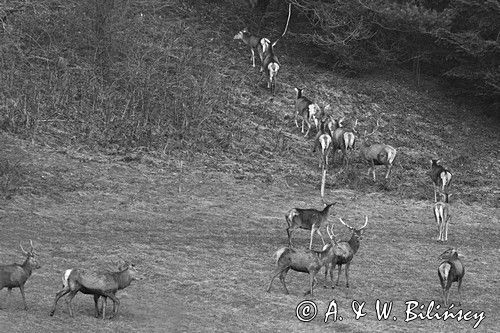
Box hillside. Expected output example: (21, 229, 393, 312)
(0, 1, 499, 332)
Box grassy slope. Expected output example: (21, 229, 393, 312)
(0, 1, 499, 332)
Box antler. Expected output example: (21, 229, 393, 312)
(20, 241, 27, 255)
(20, 239, 35, 255)
(326, 224, 338, 245)
(339, 216, 368, 230)
(359, 216, 368, 230)
(338, 217, 354, 230)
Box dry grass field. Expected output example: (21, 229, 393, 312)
(0, 122, 498, 333)
(0, 1, 499, 332)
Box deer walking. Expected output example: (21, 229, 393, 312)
(267, 225, 338, 296)
(49, 262, 141, 319)
(285, 202, 337, 249)
(261, 39, 280, 95)
(330, 118, 356, 167)
(358, 122, 397, 181)
(0, 240, 41, 310)
(324, 217, 368, 289)
(233, 28, 267, 69)
(312, 116, 335, 168)
(294, 88, 321, 137)
(430, 159, 452, 202)
(434, 193, 452, 242)
(438, 248, 464, 306)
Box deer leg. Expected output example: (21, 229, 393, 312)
(445, 280, 453, 307)
(101, 296, 108, 319)
(19, 285, 27, 310)
(65, 290, 79, 317)
(309, 227, 316, 250)
(279, 268, 290, 294)
(444, 217, 449, 242)
(345, 263, 351, 288)
(326, 261, 336, 289)
(111, 293, 118, 315)
(324, 150, 330, 169)
(438, 221, 443, 241)
(93, 295, 100, 318)
(104, 292, 119, 319)
(312, 132, 321, 153)
(304, 122, 311, 137)
(438, 275, 446, 305)
(330, 263, 336, 289)
(336, 264, 342, 286)
(251, 48, 255, 67)
(305, 271, 317, 296)
(323, 263, 330, 288)
(385, 164, 391, 179)
(301, 119, 305, 133)
(49, 286, 71, 316)
(457, 278, 462, 306)
(267, 268, 286, 293)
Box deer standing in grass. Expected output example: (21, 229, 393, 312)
(438, 248, 464, 306)
(267, 224, 338, 296)
(285, 202, 337, 249)
(359, 121, 397, 181)
(49, 262, 141, 319)
(0, 240, 41, 310)
(261, 39, 280, 95)
(233, 28, 267, 69)
(294, 88, 321, 137)
(330, 118, 356, 167)
(434, 193, 452, 242)
(324, 217, 368, 289)
(430, 159, 452, 202)
(312, 115, 335, 168)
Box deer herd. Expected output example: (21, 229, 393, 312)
(0, 22, 466, 322)
(0, 240, 141, 319)
(233, 26, 463, 307)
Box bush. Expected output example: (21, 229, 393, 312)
(284, 0, 499, 107)
(0, 0, 229, 151)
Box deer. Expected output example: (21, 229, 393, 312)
(312, 116, 335, 168)
(358, 121, 397, 181)
(317, 133, 332, 169)
(0, 240, 41, 310)
(261, 38, 280, 95)
(434, 193, 452, 242)
(438, 248, 464, 307)
(233, 28, 267, 69)
(330, 118, 356, 167)
(430, 159, 453, 202)
(267, 224, 338, 296)
(285, 202, 337, 249)
(49, 261, 141, 319)
(294, 88, 321, 137)
(324, 216, 368, 289)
